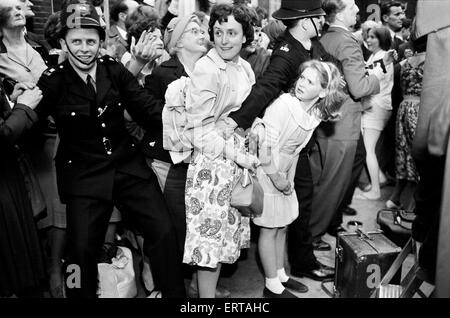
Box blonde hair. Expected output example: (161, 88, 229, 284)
(292, 60, 346, 121)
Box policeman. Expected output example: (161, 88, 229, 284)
(221, 0, 336, 285)
(35, 0, 185, 298)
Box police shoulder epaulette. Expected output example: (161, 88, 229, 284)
(278, 44, 290, 53)
(42, 67, 58, 77)
(98, 55, 119, 64)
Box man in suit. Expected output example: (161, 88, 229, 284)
(377, 1, 406, 182)
(220, 0, 336, 284)
(35, 1, 185, 298)
(308, 0, 383, 244)
(107, 0, 139, 61)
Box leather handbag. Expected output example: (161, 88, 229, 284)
(230, 168, 264, 218)
(376, 208, 416, 247)
(230, 131, 264, 218)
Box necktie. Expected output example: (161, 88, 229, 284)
(86, 74, 96, 97)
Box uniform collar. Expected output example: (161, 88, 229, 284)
(68, 58, 97, 85)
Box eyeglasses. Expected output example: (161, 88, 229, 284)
(183, 28, 205, 36)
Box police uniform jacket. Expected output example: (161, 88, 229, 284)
(35, 56, 163, 202)
(228, 30, 338, 131)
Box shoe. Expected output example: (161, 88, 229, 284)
(341, 206, 357, 216)
(327, 226, 347, 237)
(386, 199, 402, 209)
(263, 287, 297, 298)
(187, 284, 231, 298)
(354, 191, 381, 201)
(291, 262, 335, 281)
(281, 278, 308, 293)
(312, 239, 331, 251)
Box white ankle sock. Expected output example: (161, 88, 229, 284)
(265, 277, 284, 294)
(277, 268, 290, 283)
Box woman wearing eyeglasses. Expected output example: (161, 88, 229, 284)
(140, 14, 209, 296)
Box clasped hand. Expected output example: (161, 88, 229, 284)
(11, 82, 42, 109)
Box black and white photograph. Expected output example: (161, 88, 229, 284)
(0, 0, 448, 306)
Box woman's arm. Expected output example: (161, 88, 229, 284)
(0, 88, 41, 145)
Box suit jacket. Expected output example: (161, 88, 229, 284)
(36, 56, 162, 202)
(391, 35, 405, 110)
(228, 30, 337, 131)
(318, 26, 380, 141)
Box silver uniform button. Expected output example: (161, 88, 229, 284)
(71, 112, 76, 116)
(102, 123, 106, 128)
(98, 107, 102, 113)
(68, 160, 72, 164)
(118, 102, 121, 106)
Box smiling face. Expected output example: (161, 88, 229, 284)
(179, 21, 207, 55)
(366, 29, 381, 53)
(61, 28, 101, 72)
(295, 67, 326, 103)
(213, 15, 246, 61)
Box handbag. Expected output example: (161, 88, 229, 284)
(97, 245, 137, 298)
(230, 168, 264, 218)
(230, 132, 264, 218)
(376, 208, 416, 247)
(16, 148, 47, 220)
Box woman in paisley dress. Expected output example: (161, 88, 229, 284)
(387, 35, 427, 210)
(182, 4, 258, 298)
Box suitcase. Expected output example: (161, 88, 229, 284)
(334, 229, 402, 298)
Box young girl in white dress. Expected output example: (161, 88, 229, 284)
(251, 60, 345, 298)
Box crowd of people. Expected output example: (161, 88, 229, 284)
(0, 0, 434, 299)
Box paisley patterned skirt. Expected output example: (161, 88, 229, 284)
(183, 153, 251, 268)
(395, 98, 420, 183)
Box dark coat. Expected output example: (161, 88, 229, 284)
(142, 55, 188, 164)
(36, 56, 163, 202)
(228, 30, 337, 130)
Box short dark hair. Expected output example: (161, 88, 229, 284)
(208, 4, 254, 48)
(255, 6, 268, 20)
(281, 19, 300, 30)
(110, 0, 128, 22)
(370, 26, 392, 51)
(381, 1, 403, 20)
(322, 0, 346, 24)
(125, 5, 160, 48)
